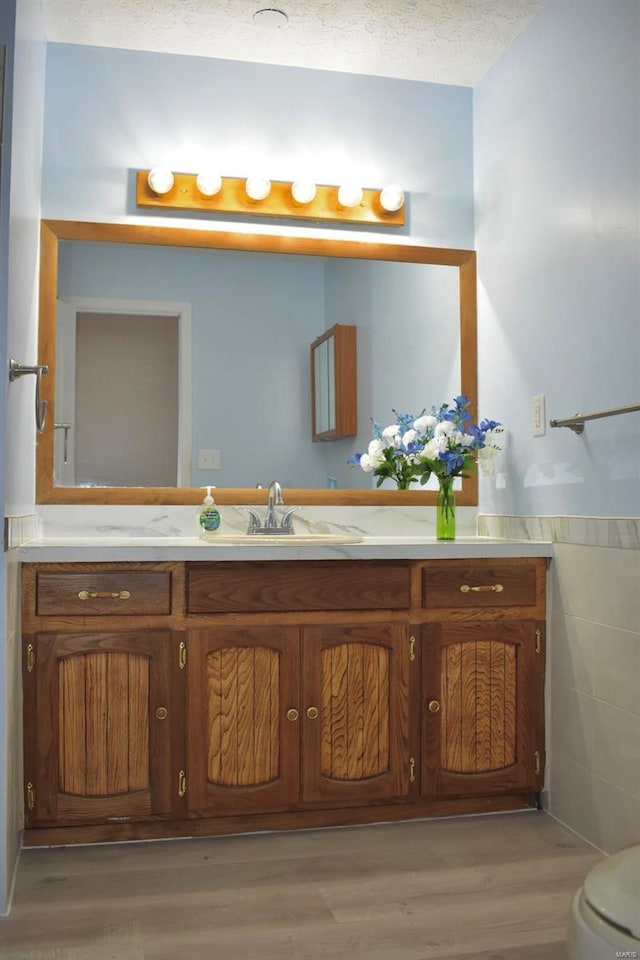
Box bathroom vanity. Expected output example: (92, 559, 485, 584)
(20, 541, 549, 846)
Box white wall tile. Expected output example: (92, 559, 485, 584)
(550, 611, 595, 697)
(548, 752, 596, 847)
(591, 777, 640, 854)
(550, 683, 593, 768)
(552, 544, 640, 632)
(592, 624, 640, 716)
(590, 700, 640, 797)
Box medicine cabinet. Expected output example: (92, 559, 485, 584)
(310, 324, 357, 441)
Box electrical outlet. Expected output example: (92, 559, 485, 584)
(198, 449, 221, 470)
(532, 395, 546, 437)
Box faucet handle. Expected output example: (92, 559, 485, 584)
(242, 507, 262, 532)
(280, 507, 299, 532)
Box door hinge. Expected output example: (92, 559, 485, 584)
(409, 635, 416, 662)
(179, 640, 187, 669)
(409, 756, 416, 783)
(26, 643, 35, 673)
(534, 750, 542, 776)
(26, 782, 35, 810)
(535, 629, 542, 654)
(178, 769, 187, 797)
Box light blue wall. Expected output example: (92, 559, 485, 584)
(0, 0, 15, 917)
(42, 44, 474, 248)
(474, 0, 640, 517)
(0, 0, 46, 917)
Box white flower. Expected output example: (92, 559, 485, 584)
(457, 431, 474, 447)
(422, 436, 447, 459)
(359, 453, 375, 472)
(366, 438, 386, 466)
(414, 414, 437, 433)
(402, 429, 417, 447)
(381, 424, 400, 441)
(434, 420, 454, 437)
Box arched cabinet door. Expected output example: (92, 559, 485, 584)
(421, 622, 545, 798)
(186, 626, 300, 816)
(28, 631, 180, 825)
(301, 624, 411, 804)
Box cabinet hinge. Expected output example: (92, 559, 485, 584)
(535, 629, 542, 654)
(26, 643, 35, 673)
(179, 641, 187, 669)
(26, 782, 35, 810)
(534, 750, 542, 776)
(409, 635, 416, 662)
(178, 769, 187, 797)
(409, 757, 416, 783)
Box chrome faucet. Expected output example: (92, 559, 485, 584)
(245, 481, 299, 535)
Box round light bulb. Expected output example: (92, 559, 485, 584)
(379, 184, 405, 213)
(195, 172, 222, 197)
(291, 181, 317, 205)
(245, 177, 271, 202)
(147, 166, 174, 195)
(337, 184, 363, 209)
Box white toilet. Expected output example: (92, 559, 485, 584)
(567, 844, 640, 959)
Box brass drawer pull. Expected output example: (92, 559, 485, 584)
(286, 708, 299, 722)
(306, 706, 319, 720)
(459, 583, 504, 594)
(77, 590, 131, 601)
(428, 699, 440, 713)
(155, 706, 168, 720)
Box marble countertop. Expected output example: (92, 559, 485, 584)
(17, 535, 553, 562)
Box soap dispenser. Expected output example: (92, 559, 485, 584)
(197, 486, 222, 539)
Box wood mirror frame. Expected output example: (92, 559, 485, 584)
(37, 219, 478, 506)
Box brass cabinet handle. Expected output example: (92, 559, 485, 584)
(409, 757, 416, 783)
(286, 708, 299, 722)
(178, 770, 186, 798)
(459, 583, 504, 594)
(155, 706, 168, 720)
(306, 706, 319, 720)
(428, 699, 440, 713)
(77, 590, 131, 601)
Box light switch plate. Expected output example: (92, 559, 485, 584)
(532, 395, 546, 437)
(198, 449, 221, 470)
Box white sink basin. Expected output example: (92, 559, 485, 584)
(200, 533, 363, 545)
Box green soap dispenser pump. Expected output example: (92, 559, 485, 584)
(198, 486, 222, 539)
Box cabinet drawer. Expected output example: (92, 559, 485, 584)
(36, 572, 172, 616)
(187, 561, 411, 613)
(422, 562, 537, 609)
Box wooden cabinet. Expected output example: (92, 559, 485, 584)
(421, 621, 544, 799)
(310, 323, 357, 440)
(21, 555, 547, 845)
(24, 630, 184, 825)
(187, 622, 410, 817)
(301, 624, 410, 804)
(187, 625, 300, 816)
(418, 558, 545, 800)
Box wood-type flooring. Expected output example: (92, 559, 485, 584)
(0, 811, 601, 959)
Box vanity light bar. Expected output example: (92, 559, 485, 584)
(136, 170, 405, 226)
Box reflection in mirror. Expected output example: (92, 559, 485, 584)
(311, 324, 357, 442)
(38, 221, 477, 506)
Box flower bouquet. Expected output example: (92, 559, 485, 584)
(348, 395, 502, 539)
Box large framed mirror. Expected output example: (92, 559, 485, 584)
(37, 220, 477, 506)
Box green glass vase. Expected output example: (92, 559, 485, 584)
(436, 477, 456, 541)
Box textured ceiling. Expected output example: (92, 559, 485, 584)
(41, 0, 548, 86)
